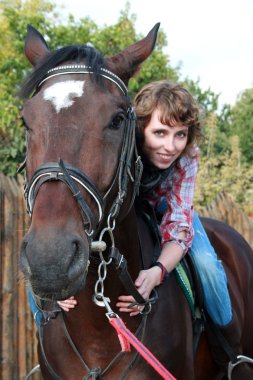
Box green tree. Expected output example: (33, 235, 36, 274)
(214, 103, 232, 155)
(205, 112, 218, 160)
(0, 0, 56, 175)
(229, 88, 253, 163)
(195, 135, 253, 214)
(183, 77, 219, 113)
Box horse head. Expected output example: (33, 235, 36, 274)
(20, 24, 159, 301)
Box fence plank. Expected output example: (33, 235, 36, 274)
(0, 173, 5, 379)
(17, 175, 28, 379)
(0, 174, 40, 380)
(200, 191, 253, 249)
(1, 175, 16, 379)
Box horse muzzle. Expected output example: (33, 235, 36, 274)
(20, 230, 90, 300)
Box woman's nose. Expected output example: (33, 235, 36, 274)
(164, 137, 175, 152)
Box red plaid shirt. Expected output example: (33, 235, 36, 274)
(146, 148, 199, 254)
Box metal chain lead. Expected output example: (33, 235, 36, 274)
(92, 213, 116, 309)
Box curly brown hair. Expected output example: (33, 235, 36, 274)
(134, 80, 203, 156)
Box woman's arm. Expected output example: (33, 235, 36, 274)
(117, 156, 198, 316)
(117, 234, 185, 316)
(159, 156, 198, 252)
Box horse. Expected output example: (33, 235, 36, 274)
(19, 24, 253, 380)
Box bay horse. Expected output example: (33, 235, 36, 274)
(19, 24, 253, 380)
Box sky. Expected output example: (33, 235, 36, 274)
(54, 0, 253, 107)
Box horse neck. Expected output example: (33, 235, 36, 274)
(114, 206, 140, 274)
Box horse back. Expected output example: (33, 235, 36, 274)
(201, 216, 253, 282)
(201, 217, 253, 354)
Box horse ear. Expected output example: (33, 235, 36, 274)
(106, 23, 160, 85)
(25, 24, 50, 66)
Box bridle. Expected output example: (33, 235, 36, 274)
(23, 65, 157, 380)
(22, 64, 155, 380)
(24, 64, 143, 239)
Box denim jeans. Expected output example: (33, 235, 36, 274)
(191, 212, 232, 326)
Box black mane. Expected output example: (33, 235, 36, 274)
(20, 45, 105, 98)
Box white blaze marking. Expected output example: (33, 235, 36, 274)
(43, 80, 85, 113)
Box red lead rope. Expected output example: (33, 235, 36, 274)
(109, 316, 177, 380)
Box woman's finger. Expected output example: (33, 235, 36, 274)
(117, 295, 135, 303)
(57, 298, 77, 311)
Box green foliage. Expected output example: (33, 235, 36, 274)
(0, 0, 55, 175)
(195, 133, 253, 214)
(229, 88, 253, 163)
(183, 77, 219, 113)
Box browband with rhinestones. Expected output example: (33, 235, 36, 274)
(38, 65, 128, 96)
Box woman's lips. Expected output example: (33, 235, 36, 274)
(157, 153, 175, 163)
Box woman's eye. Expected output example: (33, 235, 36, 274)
(177, 131, 187, 138)
(154, 130, 164, 137)
(109, 114, 126, 130)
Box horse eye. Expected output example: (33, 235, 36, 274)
(109, 113, 126, 130)
(20, 116, 30, 131)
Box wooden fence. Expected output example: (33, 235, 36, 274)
(199, 191, 253, 249)
(0, 173, 39, 380)
(0, 174, 253, 379)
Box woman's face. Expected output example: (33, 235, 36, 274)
(143, 108, 189, 169)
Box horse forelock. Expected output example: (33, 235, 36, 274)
(20, 45, 105, 98)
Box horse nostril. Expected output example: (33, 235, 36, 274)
(67, 239, 87, 281)
(22, 240, 28, 250)
(20, 240, 32, 277)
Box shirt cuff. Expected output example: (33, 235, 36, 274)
(161, 223, 194, 255)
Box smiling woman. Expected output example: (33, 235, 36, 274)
(142, 110, 189, 170)
(116, 80, 253, 378)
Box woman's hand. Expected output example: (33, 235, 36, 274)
(57, 296, 77, 312)
(116, 266, 161, 316)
